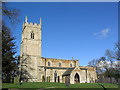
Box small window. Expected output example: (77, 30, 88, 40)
(48, 61, 51, 66)
(59, 62, 62, 67)
(70, 64, 72, 67)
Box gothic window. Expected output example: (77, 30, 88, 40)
(59, 62, 62, 67)
(70, 64, 72, 67)
(48, 61, 51, 66)
(31, 31, 34, 39)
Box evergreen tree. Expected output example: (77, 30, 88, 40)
(2, 24, 17, 83)
(2, 2, 19, 83)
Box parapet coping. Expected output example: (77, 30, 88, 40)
(42, 57, 78, 61)
(24, 22, 41, 26)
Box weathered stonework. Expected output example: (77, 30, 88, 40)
(20, 17, 97, 84)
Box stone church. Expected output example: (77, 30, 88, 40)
(20, 16, 97, 84)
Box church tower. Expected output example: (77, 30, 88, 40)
(20, 16, 42, 82)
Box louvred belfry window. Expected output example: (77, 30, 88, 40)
(31, 31, 34, 39)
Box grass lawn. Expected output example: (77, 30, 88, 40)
(2, 82, 118, 89)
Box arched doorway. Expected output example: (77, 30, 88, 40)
(74, 73, 80, 83)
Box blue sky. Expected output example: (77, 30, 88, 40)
(7, 2, 118, 66)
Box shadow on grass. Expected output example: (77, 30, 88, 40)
(98, 83, 107, 90)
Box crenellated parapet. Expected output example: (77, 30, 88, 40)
(23, 16, 42, 29)
(23, 22, 41, 28)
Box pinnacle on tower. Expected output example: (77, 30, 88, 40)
(40, 17, 42, 25)
(25, 16, 28, 23)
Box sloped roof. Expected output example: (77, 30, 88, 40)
(79, 66, 95, 71)
(62, 68, 75, 76)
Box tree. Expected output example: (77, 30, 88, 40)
(115, 42, 120, 60)
(114, 42, 120, 84)
(88, 47, 120, 84)
(88, 57, 107, 74)
(2, 2, 19, 24)
(96, 57, 110, 74)
(88, 59, 97, 67)
(2, 2, 19, 83)
(2, 24, 17, 83)
(106, 43, 120, 83)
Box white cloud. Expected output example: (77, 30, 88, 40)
(94, 28, 110, 40)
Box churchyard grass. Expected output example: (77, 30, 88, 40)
(2, 82, 118, 89)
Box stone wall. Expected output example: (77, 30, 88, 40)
(41, 57, 78, 68)
(97, 75, 120, 84)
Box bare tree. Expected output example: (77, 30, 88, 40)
(88, 45, 120, 84)
(2, 2, 19, 24)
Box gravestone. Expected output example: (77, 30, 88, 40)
(65, 76, 70, 87)
(14, 76, 20, 85)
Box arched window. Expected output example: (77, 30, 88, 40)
(59, 62, 62, 67)
(31, 31, 34, 39)
(70, 63, 72, 67)
(48, 61, 51, 66)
